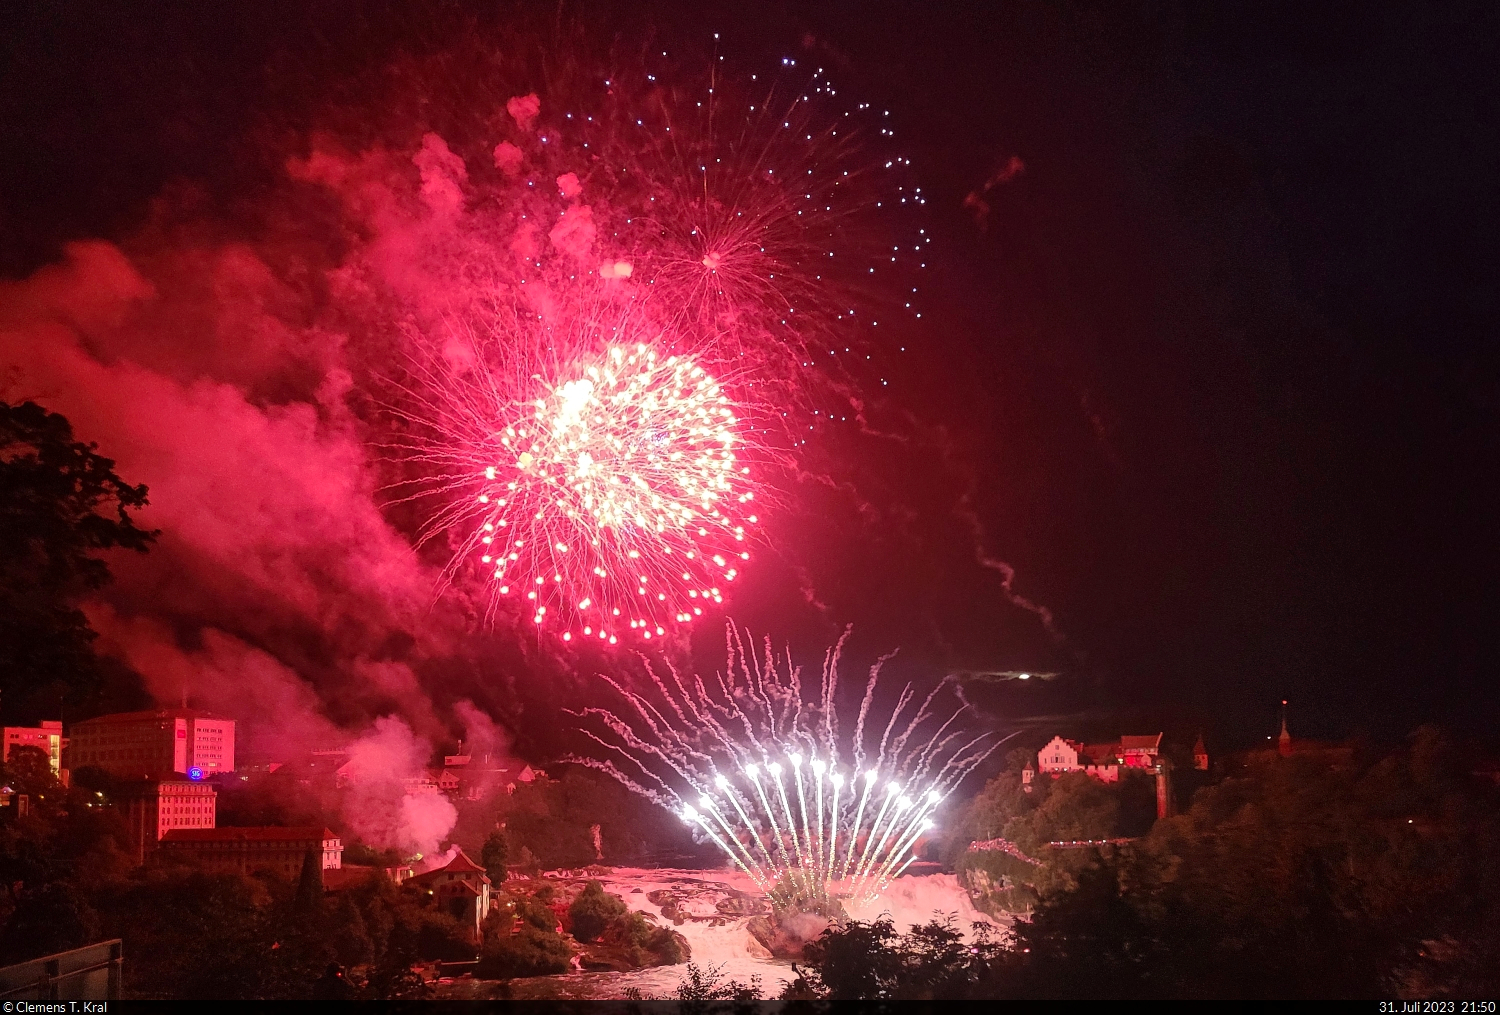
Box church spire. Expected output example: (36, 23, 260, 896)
(1277, 699, 1292, 757)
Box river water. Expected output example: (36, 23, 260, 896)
(436, 866, 998, 1000)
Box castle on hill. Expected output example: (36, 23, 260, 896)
(1023, 731, 1207, 819)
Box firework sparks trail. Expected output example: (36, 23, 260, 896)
(382, 310, 763, 644)
(566, 627, 1001, 904)
(485, 53, 931, 415)
(612, 70, 927, 403)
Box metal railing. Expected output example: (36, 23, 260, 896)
(0, 939, 122, 1000)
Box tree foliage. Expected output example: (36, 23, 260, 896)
(0, 400, 155, 720)
(475, 924, 572, 978)
(498, 766, 705, 868)
(566, 879, 626, 942)
(1020, 732, 1500, 1000)
(480, 829, 510, 882)
(793, 915, 1008, 1000)
(0, 745, 58, 798)
(638, 962, 762, 1003)
(563, 881, 687, 969)
(799, 730, 1500, 999)
(603, 910, 687, 967)
(0, 881, 100, 960)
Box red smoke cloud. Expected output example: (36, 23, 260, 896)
(339, 716, 458, 858)
(0, 239, 452, 668)
(0, 122, 541, 850)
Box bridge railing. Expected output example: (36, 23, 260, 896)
(0, 939, 123, 1000)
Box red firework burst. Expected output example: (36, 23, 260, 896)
(384, 309, 761, 644)
(365, 39, 924, 640)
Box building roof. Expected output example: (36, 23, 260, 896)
(112, 775, 218, 796)
(1120, 734, 1163, 751)
(409, 847, 490, 883)
(1082, 743, 1120, 764)
(160, 826, 338, 844)
(1194, 735, 1207, 753)
(438, 848, 487, 874)
(4, 721, 62, 733)
(72, 708, 233, 727)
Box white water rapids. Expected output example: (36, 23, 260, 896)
(436, 866, 999, 1000)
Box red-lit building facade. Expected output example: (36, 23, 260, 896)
(1028, 732, 1176, 819)
(67, 709, 234, 779)
(158, 826, 342, 879)
(117, 776, 218, 863)
(408, 849, 492, 941)
(3, 721, 64, 776)
(1034, 736, 1122, 782)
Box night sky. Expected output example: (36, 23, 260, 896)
(2, 2, 1496, 758)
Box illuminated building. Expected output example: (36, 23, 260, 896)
(323, 863, 414, 892)
(66, 709, 234, 779)
(158, 826, 342, 879)
(3, 721, 63, 775)
(437, 754, 542, 799)
(117, 775, 218, 863)
(1034, 733, 1175, 819)
(1035, 736, 1120, 783)
(1119, 733, 1164, 768)
(407, 849, 492, 941)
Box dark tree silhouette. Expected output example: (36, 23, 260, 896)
(0, 400, 155, 720)
(295, 848, 324, 913)
(0, 881, 100, 962)
(480, 828, 510, 882)
(0, 745, 57, 798)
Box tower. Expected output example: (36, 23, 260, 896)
(1277, 700, 1293, 757)
(1154, 756, 1174, 818)
(1193, 734, 1208, 771)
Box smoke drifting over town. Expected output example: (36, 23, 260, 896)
(0, 107, 540, 852)
(339, 716, 459, 857)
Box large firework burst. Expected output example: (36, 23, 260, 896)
(364, 35, 926, 638)
(384, 309, 763, 642)
(569, 629, 999, 904)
